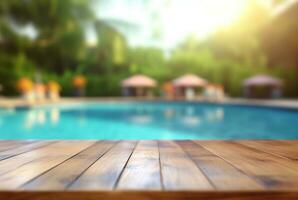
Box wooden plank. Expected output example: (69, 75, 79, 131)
(198, 141, 298, 190)
(117, 140, 161, 190)
(69, 140, 137, 190)
(0, 139, 297, 194)
(0, 141, 95, 189)
(238, 140, 298, 160)
(158, 141, 213, 190)
(0, 140, 36, 152)
(177, 140, 264, 190)
(0, 191, 298, 200)
(0, 141, 60, 176)
(22, 141, 118, 190)
(0, 141, 55, 161)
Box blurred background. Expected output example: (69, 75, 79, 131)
(0, 0, 297, 99)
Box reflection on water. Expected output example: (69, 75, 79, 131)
(24, 108, 60, 129)
(186, 106, 194, 115)
(76, 110, 87, 125)
(180, 107, 224, 127)
(181, 116, 201, 127)
(128, 105, 224, 128)
(51, 108, 60, 124)
(129, 115, 152, 124)
(129, 106, 154, 124)
(24, 110, 35, 129)
(1, 102, 298, 140)
(37, 110, 46, 124)
(181, 106, 201, 127)
(205, 108, 224, 122)
(164, 108, 174, 120)
(21, 105, 225, 131)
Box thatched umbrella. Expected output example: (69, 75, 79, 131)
(243, 75, 283, 87)
(173, 74, 207, 88)
(173, 74, 207, 99)
(243, 75, 283, 98)
(121, 75, 156, 97)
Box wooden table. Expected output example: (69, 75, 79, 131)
(0, 140, 298, 199)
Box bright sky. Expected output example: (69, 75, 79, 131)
(14, 0, 275, 49)
(91, 0, 273, 49)
(161, 0, 247, 47)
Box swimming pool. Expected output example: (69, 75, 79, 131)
(0, 101, 298, 140)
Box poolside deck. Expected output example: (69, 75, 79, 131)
(0, 140, 298, 199)
(1, 97, 298, 110)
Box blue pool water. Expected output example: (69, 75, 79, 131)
(0, 102, 298, 140)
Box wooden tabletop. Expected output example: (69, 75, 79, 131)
(0, 140, 298, 199)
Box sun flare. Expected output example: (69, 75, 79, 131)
(162, 0, 248, 45)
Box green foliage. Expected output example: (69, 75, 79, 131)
(127, 47, 166, 74)
(0, 53, 35, 95)
(3, 0, 94, 73)
(93, 21, 128, 73)
(0, 0, 297, 97)
(165, 1, 298, 97)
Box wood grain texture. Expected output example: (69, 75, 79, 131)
(0, 140, 55, 161)
(0, 141, 61, 176)
(198, 141, 298, 190)
(22, 141, 117, 190)
(177, 140, 264, 190)
(0, 140, 36, 152)
(0, 139, 298, 198)
(0, 141, 95, 189)
(69, 140, 137, 190)
(158, 141, 213, 190)
(117, 140, 161, 190)
(237, 140, 298, 160)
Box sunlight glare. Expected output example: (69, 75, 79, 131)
(162, 0, 247, 45)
